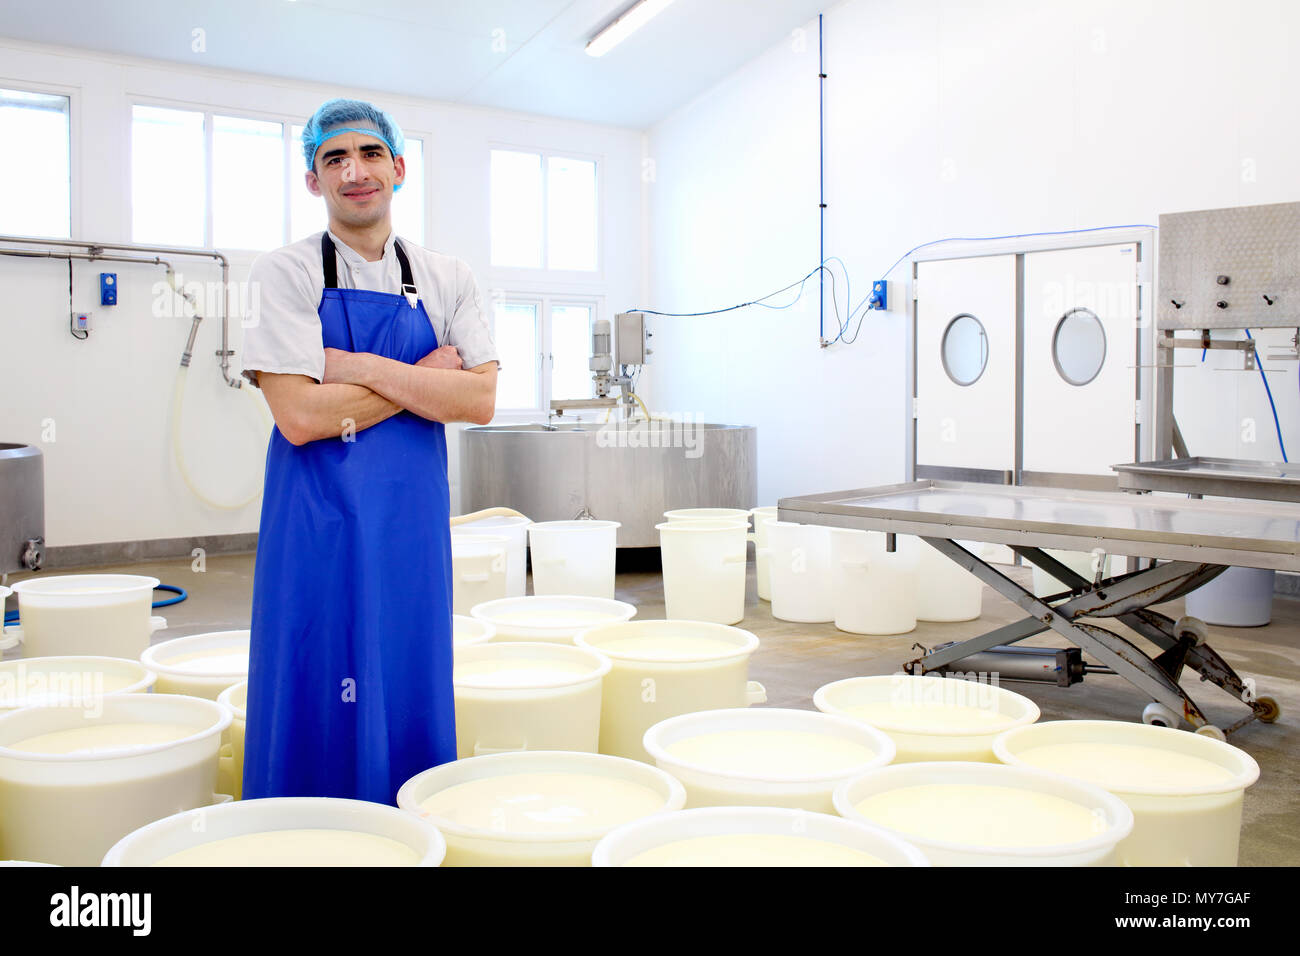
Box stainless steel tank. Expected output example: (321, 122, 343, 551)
(460, 422, 757, 547)
(0, 444, 45, 574)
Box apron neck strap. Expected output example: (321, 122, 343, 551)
(320, 232, 418, 299)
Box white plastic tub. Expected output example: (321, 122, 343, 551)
(574, 620, 766, 762)
(470, 595, 637, 644)
(914, 540, 987, 622)
(749, 508, 778, 601)
(1031, 548, 1115, 599)
(1185, 566, 1275, 627)
(528, 520, 621, 599)
(0, 693, 231, 866)
(452, 513, 531, 598)
(767, 522, 834, 623)
(656, 519, 748, 625)
(834, 761, 1134, 866)
(140, 629, 249, 699)
(396, 750, 686, 866)
(592, 806, 930, 867)
(102, 796, 446, 866)
(0, 656, 157, 712)
(452, 614, 496, 650)
(3, 574, 167, 659)
(643, 707, 895, 812)
(450, 534, 509, 614)
(831, 530, 920, 635)
(814, 674, 1040, 763)
(993, 719, 1260, 866)
(663, 508, 752, 525)
(452, 642, 612, 758)
(216, 680, 246, 801)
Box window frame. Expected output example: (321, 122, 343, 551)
(0, 81, 77, 240)
(489, 291, 604, 418)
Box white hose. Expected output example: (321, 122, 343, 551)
(171, 367, 272, 510)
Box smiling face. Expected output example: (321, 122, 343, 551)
(305, 129, 406, 231)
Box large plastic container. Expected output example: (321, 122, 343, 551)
(993, 719, 1260, 866)
(528, 520, 621, 599)
(450, 534, 509, 615)
(914, 539, 988, 622)
(749, 508, 778, 601)
(3, 574, 167, 659)
(452, 642, 612, 758)
(452, 514, 531, 598)
(452, 614, 496, 650)
(1185, 566, 1275, 627)
(834, 761, 1133, 866)
(831, 530, 921, 635)
(140, 629, 249, 700)
(656, 519, 748, 625)
(592, 806, 930, 867)
(470, 595, 636, 644)
(396, 750, 686, 866)
(643, 707, 895, 812)
(0, 693, 231, 866)
(216, 680, 246, 801)
(663, 508, 752, 525)
(814, 674, 1040, 763)
(1030, 548, 1115, 599)
(0, 656, 157, 712)
(574, 620, 766, 762)
(102, 797, 446, 866)
(767, 522, 834, 623)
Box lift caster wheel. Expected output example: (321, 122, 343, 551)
(1142, 702, 1181, 728)
(1173, 615, 1209, 646)
(1194, 724, 1227, 741)
(1254, 696, 1281, 723)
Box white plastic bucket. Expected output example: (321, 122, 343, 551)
(397, 750, 686, 866)
(4, 574, 167, 659)
(140, 629, 249, 700)
(1031, 548, 1114, 599)
(452, 642, 612, 758)
(528, 520, 621, 598)
(216, 680, 246, 801)
(663, 508, 752, 525)
(749, 508, 778, 601)
(1185, 566, 1275, 627)
(993, 719, 1260, 866)
(0, 693, 232, 866)
(656, 519, 748, 625)
(0, 656, 157, 712)
(452, 614, 496, 650)
(450, 534, 509, 615)
(767, 522, 834, 623)
(452, 514, 531, 598)
(574, 620, 767, 762)
(470, 595, 636, 644)
(102, 796, 446, 866)
(814, 674, 1039, 762)
(831, 530, 921, 635)
(643, 707, 896, 812)
(914, 539, 987, 622)
(592, 806, 930, 867)
(834, 761, 1134, 866)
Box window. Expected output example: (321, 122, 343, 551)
(490, 148, 597, 271)
(132, 106, 205, 247)
(0, 89, 71, 238)
(212, 115, 284, 250)
(491, 297, 596, 412)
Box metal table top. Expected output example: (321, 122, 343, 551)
(1113, 457, 1300, 503)
(778, 480, 1300, 571)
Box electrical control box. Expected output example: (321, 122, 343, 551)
(75, 312, 92, 331)
(869, 280, 888, 311)
(100, 273, 117, 306)
(615, 311, 650, 365)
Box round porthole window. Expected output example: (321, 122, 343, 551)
(1053, 308, 1107, 386)
(941, 313, 988, 386)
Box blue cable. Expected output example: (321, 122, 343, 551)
(3, 583, 187, 626)
(1244, 329, 1288, 462)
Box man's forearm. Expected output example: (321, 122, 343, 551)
(355, 354, 494, 424)
(292, 383, 402, 443)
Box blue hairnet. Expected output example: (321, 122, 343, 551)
(302, 98, 406, 190)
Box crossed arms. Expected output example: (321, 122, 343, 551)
(258, 345, 498, 446)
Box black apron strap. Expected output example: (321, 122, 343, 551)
(320, 232, 338, 289)
(394, 239, 418, 303)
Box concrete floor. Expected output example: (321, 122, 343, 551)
(7, 551, 1297, 866)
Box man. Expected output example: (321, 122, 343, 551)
(239, 98, 498, 804)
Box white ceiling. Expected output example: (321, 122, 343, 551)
(0, 0, 830, 128)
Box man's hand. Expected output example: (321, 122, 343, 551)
(417, 345, 462, 370)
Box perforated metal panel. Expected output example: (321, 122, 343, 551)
(1157, 201, 1300, 330)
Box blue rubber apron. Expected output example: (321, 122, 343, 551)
(243, 232, 456, 805)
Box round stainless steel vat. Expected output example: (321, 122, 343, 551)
(460, 422, 757, 548)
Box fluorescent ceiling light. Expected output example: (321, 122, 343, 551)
(585, 0, 674, 57)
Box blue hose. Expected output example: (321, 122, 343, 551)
(1244, 329, 1288, 462)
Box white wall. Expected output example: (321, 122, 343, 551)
(647, 0, 1300, 507)
(0, 38, 645, 547)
